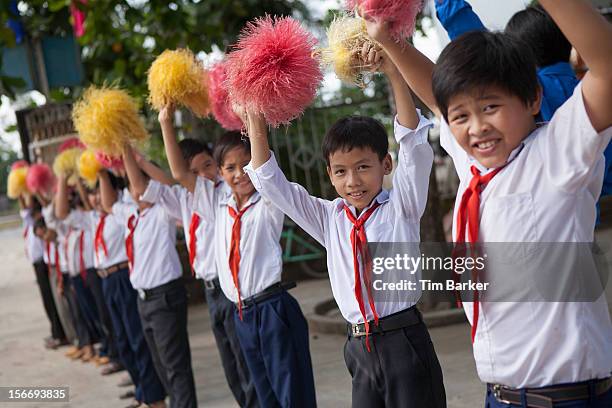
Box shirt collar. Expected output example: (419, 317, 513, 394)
(221, 190, 261, 211)
(336, 189, 389, 215)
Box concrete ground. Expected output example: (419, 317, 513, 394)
(1, 225, 611, 408)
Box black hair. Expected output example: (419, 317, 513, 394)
(178, 139, 213, 165)
(213, 132, 250, 167)
(322, 116, 389, 166)
(107, 171, 125, 191)
(432, 31, 540, 122)
(34, 217, 47, 233)
(505, 5, 572, 68)
(31, 198, 42, 216)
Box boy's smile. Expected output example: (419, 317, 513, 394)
(327, 147, 392, 213)
(219, 146, 255, 199)
(447, 86, 541, 169)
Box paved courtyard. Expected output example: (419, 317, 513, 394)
(1, 225, 611, 407)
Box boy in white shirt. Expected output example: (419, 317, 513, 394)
(160, 121, 316, 407)
(244, 47, 445, 407)
(137, 133, 257, 408)
(371, 0, 612, 406)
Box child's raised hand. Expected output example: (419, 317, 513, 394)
(363, 14, 393, 46)
(246, 109, 267, 139)
(158, 104, 175, 126)
(361, 42, 397, 77)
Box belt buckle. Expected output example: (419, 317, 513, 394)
(138, 289, 146, 301)
(492, 384, 512, 405)
(204, 280, 215, 290)
(352, 324, 363, 337)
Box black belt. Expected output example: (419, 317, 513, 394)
(489, 377, 612, 408)
(348, 306, 423, 338)
(204, 277, 220, 290)
(137, 278, 184, 301)
(240, 282, 296, 309)
(97, 261, 129, 278)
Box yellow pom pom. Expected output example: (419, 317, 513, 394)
(78, 150, 102, 187)
(147, 49, 210, 117)
(320, 15, 375, 87)
(7, 167, 29, 199)
(53, 148, 82, 186)
(72, 87, 149, 157)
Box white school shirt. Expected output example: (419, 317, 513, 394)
(441, 84, 612, 388)
(64, 210, 128, 270)
(63, 209, 95, 275)
(192, 177, 284, 303)
(141, 179, 225, 281)
(43, 240, 59, 268)
(111, 201, 182, 290)
(19, 209, 44, 263)
(245, 113, 434, 324)
(42, 204, 70, 273)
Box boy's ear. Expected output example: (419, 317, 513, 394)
(529, 85, 544, 116)
(382, 153, 393, 175)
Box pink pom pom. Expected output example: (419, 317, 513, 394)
(95, 152, 124, 170)
(11, 160, 29, 171)
(58, 137, 85, 152)
(26, 163, 56, 195)
(346, 0, 424, 42)
(226, 16, 323, 127)
(208, 61, 243, 131)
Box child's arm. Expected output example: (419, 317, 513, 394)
(365, 19, 439, 117)
(540, 0, 612, 132)
(435, 0, 486, 41)
(99, 170, 118, 214)
(245, 112, 332, 246)
(135, 153, 176, 186)
(75, 178, 92, 211)
(158, 105, 197, 193)
(140, 179, 184, 222)
(366, 45, 434, 220)
(122, 145, 149, 199)
(54, 175, 70, 219)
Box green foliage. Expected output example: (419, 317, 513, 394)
(0, 138, 19, 195)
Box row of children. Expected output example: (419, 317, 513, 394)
(13, 0, 612, 407)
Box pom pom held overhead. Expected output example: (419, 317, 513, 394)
(346, 0, 424, 43)
(78, 150, 102, 187)
(72, 87, 149, 158)
(148, 49, 210, 117)
(320, 15, 375, 86)
(53, 147, 83, 186)
(26, 163, 56, 195)
(208, 61, 243, 131)
(226, 15, 323, 127)
(7, 167, 29, 199)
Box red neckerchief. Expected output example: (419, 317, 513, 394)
(343, 201, 382, 352)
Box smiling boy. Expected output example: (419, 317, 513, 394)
(244, 45, 445, 407)
(369, 0, 612, 405)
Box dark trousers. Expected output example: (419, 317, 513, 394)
(205, 282, 258, 408)
(137, 279, 197, 408)
(233, 290, 316, 408)
(70, 274, 102, 345)
(103, 268, 166, 405)
(63, 273, 92, 348)
(485, 381, 612, 408)
(344, 318, 446, 408)
(33, 261, 65, 340)
(86, 269, 117, 359)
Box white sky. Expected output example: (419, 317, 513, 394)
(0, 0, 530, 153)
